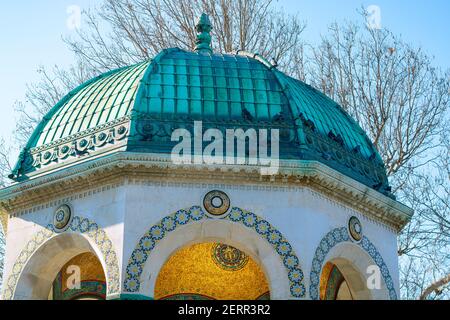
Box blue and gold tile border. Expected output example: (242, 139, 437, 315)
(2, 216, 120, 300)
(309, 227, 397, 300)
(124, 206, 306, 298)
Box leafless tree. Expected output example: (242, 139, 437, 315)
(308, 13, 450, 299)
(1, 1, 449, 299)
(13, 61, 94, 145)
(1, 0, 306, 185)
(309, 20, 449, 183)
(397, 128, 450, 299)
(63, 0, 306, 73)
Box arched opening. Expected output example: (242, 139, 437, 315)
(13, 233, 107, 300)
(319, 258, 370, 300)
(320, 262, 353, 300)
(49, 252, 106, 300)
(129, 215, 297, 299)
(154, 242, 270, 300)
(310, 233, 394, 300)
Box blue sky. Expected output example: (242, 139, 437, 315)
(0, 0, 449, 142)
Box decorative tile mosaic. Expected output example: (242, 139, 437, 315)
(2, 216, 120, 300)
(124, 206, 306, 298)
(53, 275, 106, 300)
(154, 242, 268, 300)
(320, 262, 345, 300)
(52, 251, 106, 300)
(211, 243, 248, 271)
(53, 204, 72, 231)
(348, 216, 362, 242)
(159, 293, 215, 300)
(203, 190, 230, 216)
(309, 227, 397, 300)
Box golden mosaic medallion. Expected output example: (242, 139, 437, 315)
(203, 190, 230, 216)
(211, 243, 249, 271)
(348, 216, 362, 242)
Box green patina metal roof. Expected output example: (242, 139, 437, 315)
(131, 49, 286, 122)
(10, 15, 391, 197)
(29, 61, 149, 147)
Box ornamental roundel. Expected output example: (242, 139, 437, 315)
(203, 190, 230, 216)
(53, 204, 72, 232)
(211, 243, 249, 271)
(348, 216, 362, 242)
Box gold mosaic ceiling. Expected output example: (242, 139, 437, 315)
(58, 252, 105, 292)
(155, 242, 270, 300)
(320, 262, 353, 300)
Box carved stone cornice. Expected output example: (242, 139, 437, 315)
(0, 152, 413, 231)
(0, 209, 7, 234)
(10, 118, 130, 181)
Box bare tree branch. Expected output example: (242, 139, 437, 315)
(420, 274, 450, 300)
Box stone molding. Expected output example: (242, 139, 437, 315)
(0, 153, 413, 231)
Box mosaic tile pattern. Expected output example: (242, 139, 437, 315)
(53, 275, 106, 300)
(159, 293, 215, 300)
(211, 243, 249, 271)
(53, 204, 72, 231)
(124, 206, 306, 298)
(320, 262, 345, 300)
(154, 242, 268, 300)
(2, 216, 120, 300)
(309, 227, 397, 300)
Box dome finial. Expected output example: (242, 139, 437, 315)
(195, 13, 212, 54)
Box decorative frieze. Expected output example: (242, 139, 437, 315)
(9, 118, 130, 181)
(0, 155, 412, 231)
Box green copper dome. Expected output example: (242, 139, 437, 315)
(10, 18, 391, 197)
(31, 61, 149, 147)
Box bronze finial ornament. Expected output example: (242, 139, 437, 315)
(195, 13, 213, 54)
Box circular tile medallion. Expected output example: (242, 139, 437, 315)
(211, 243, 249, 271)
(53, 204, 72, 232)
(348, 216, 363, 242)
(203, 190, 230, 216)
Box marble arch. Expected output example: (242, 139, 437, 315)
(2, 216, 120, 300)
(309, 227, 397, 300)
(124, 206, 306, 299)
